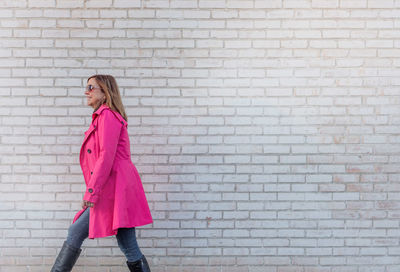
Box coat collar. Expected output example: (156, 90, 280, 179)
(91, 103, 127, 126)
(92, 103, 109, 121)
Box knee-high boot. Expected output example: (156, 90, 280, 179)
(50, 241, 82, 272)
(126, 255, 151, 272)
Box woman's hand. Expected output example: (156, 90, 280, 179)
(81, 200, 94, 208)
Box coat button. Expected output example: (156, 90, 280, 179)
(88, 188, 93, 193)
(87, 149, 91, 154)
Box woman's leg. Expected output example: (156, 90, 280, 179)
(51, 208, 90, 272)
(66, 207, 90, 248)
(116, 227, 151, 271)
(116, 227, 143, 262)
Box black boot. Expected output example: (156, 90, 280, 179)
(50, 241, 82, 272)
(127, 255, 151, 272)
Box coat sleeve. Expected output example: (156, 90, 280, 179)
(83, 109, 122, 203)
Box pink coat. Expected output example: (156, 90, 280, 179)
(72, 104, 153, 239)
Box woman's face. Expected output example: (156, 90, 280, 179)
(85, 78, 105, 109)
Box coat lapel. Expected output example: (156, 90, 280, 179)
(81, 122, 97, 146)
(80, 104, 108, 154)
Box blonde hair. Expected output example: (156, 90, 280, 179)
(87, 74, 128, 121)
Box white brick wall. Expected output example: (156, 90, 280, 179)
(1, 0, 400, 271)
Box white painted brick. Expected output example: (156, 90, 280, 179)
(15, 9, 42, 18)
(2, 1, 400, 270)
(98, 0, 127, 8)
(56, 0, 84, 8)
(29, 19, 56, 28)
(0, 9, 13, 17)
(368, 0, 394, 8)
(42, 29, 69, 38)
(340, 0, 367, 7)
(70, 29, 97, 38)
(71, 9, 99, 18)
(43, 9, 70, 18)
(13, 29, 41, 38)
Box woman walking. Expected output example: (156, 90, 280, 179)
(50, 75, 153, 272)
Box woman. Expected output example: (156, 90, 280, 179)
(51, 75, 153, 272)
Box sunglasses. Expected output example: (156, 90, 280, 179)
(86, 84, 101, 92)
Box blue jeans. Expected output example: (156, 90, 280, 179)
(66, 208, 143, 262)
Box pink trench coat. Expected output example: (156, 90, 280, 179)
(72, 104, 153, 239)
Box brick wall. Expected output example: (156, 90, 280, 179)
(1, 0, 400, 271)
